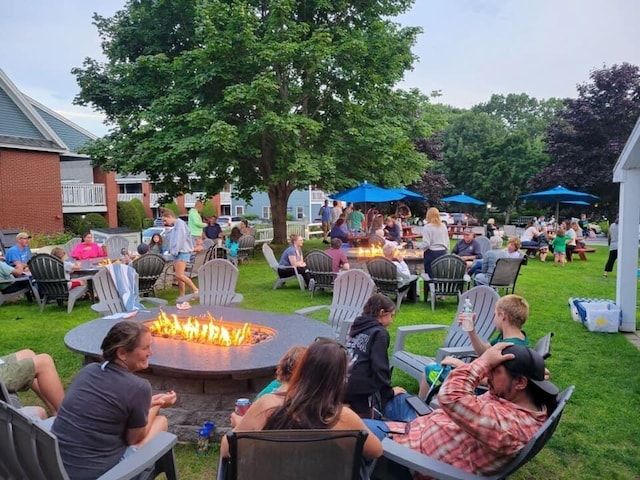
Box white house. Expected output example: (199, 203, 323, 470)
(612, 115, 640, 332)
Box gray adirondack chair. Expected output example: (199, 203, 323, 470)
(488, 257, 525, 295)
(217, 429, 368, 480)
(131, 253, 166, 297)
(105, 235, 130, 260)
(366, 257, 417, 311)
(177, 259, 243, 306)
(0, 276, 33, 306)
(389, 285, 500, 383)
(378, 386, 575, 480)
(305, 249, 337, 297)
(262, 243, 305, 290)
(27, 254, 87, 313)
(475, 236, 491, 255)
(237, 234, 256, 263)
(296, 269, 376, 343)
(91, 266, 167, 316)
(421, 254, 468, 311)
(0, 399, 178, 480)
(63, 237, 81, 258)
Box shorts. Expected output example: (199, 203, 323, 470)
(172, 252, 192, 262)
(0, 353, 35, 392)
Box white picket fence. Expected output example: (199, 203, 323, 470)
(254, 222, 323, 244)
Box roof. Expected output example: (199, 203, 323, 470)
(0, 68, 97, 155)
(613, 114, 640, 181)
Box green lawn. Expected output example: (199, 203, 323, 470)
(2, 239, 639, 479)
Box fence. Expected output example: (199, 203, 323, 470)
(254, 222, 323, 244)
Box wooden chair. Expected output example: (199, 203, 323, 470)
(91, 266, 167, 316)
(105, 235, 130, 260)
(389, 286, 500, 383)
(217, 429, 368, 480)
(62, 237, 81, 258)
(0, 399, 178, 480)
(27, 254, 88, 313)
(366, 257, 417, 311)
(296, 269, 376, 343)
(421, 254, 468, 311)
(379, 386, 575, 480)
(237, 235, 256, 263)
(305, 249, 337, 297)
(177, 259, 243, 306)
(262, 243, 305, 290)
(131, 253, 166, 297)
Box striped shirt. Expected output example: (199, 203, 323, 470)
(387, 358, 547, 478)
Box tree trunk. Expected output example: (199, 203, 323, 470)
(269, 183, 293, 245)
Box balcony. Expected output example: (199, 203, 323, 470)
(310, 189, 326, 202)
(117, 193, 144, 202)
(220, 191, 231, 204)
(62, 183, 107, 213)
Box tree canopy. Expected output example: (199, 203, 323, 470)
(73, 0, 428, 242)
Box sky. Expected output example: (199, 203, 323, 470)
(2, 0, 639, 137)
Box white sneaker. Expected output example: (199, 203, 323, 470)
(308, 279, 316, 291)
(463, 274, 471, 283)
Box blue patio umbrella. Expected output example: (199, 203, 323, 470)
(520, 185, 598, 221)
(440, 192, 485, 206)
(390, 187, 427, 201)
(329, 181, 405, 204)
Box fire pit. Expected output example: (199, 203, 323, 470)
(64, 305, 334, 440)
(345, 247, 424, 274)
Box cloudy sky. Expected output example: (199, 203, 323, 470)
(2, 0, 638, 136)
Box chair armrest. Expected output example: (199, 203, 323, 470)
(435, 346, 477, 363)
(294, 305, 330, 316)
(141, 297, 168, 308)
(97, 431, 177, 480)
(392, 324, 449, 353)
(381, 438, 481, 480)
(91, 302, 111, 315)
(176, 293, 196, 303)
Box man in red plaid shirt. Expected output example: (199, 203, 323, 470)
(366, 343, 558, 478)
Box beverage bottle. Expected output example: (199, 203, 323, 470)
(461, 298, 474, 331)
(196, 427, 210, 454)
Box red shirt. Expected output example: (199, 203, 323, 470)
(325, 248, 348, 273)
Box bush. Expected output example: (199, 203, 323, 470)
(201, 201, 217, 218)
(161, 202, 180, 216)
(63, 213, 107, 236)
(142, 217, 154, 229)
(30, 232, 76, 248)
(85, 213, 108, 229)
(130, 198, 147, 224)
(117, 201, 142, 230)
(243, 213, 258, 221)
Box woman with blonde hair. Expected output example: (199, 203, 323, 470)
(278, 233, 311, 288)
(419, 207, 450, 277)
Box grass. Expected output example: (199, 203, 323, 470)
(3, 239, 640, 479)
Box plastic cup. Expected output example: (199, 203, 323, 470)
(461, 313, 475, 331)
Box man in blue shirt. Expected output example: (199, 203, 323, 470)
(319, 200, 331, 244)
(4, 232, 32, 272)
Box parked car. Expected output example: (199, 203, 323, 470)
(248, 218, 273, 227)
(440, 212, 454, 225)
(217, 216, 245, 228)
(141, 226, 170, 244)
(450, 213, 479, 226)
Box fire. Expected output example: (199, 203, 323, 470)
(148, 310, 254, 346)
(355, 245, 384, 257)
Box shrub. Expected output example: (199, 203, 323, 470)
(85, 213, 108, 229)
(161, 202, 180, 216)
(117, 201, 142, 230)
(142, 217, 154, 229)
(63, 213, 107, 236)
(201, 201, 217, 218)
(30, 232, 75, 248)
(130, 198, 147, 224)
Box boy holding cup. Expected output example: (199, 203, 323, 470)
(418, 294, 530, 399)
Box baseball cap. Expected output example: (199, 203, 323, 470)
(16, 232, 31, 240)
(502, 345, 559, 396)
(463, 228, 473, 234)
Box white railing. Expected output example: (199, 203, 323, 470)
(61, 183, 106, 206)
(306, 222, 324, 238)
(254, 222, 319, 243)
(183, 192, 206, 207)
(150, 193, 165, 207)
(219, 191, 231, 204)
(310, 190, 326, 201)
(117, 193, 144, 202)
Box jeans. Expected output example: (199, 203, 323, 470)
(383, 393, 418, 423)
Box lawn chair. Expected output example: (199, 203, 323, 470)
(378, 386, 575, 480)
(105, 235, 130, 260)
(488, 257, 525, 295)
(366, 257, 418, 311)
(0, 276, 34, 306)
(389, 286, 500, 383)
(421, 254, 468, 311)
(62, 237, 81, 258)
(217, 429, 368, 480)
(475, 236, 491, 255)
(177, 259, 243, 306)
(305, 249, 337, 297)
(262, 243, 305, 290)
(91, 265, 167, 315)
(237, 234, 256, 263)
(368, 234, 385, 246)
(0, 399, 178, 480)
(296, 269, 376, 343)
(131, 253, 166, 297)
(27, 254, 87, 313)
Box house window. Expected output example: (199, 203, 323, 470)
(296, 207, 304, 220)
(235, 205, 245, 216)
(119, 183, 142, 193)
(262, 206, 271, 219)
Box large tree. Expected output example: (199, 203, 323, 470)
(532, 63, 640, 211)
(73, 0, 427, 242)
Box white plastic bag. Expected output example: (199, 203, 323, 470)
(583, 303, 621, 333)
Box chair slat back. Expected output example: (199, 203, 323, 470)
(197, 259, 240, 306)
(476, 236, 491, 255)
(262, 243, 279, 271)
(366, 258, 398, 296)
(7, 404, 49, 480)
(28, 254, 68, 298)
(430, 255, 467, 295)
(0, 400, 28, 479)
(237, 235, 256, 262)
(329, 270, 376, 343)
(490, 258, 524, 294)
(186, 249, 209, 280)
(105, 236, 130, 260)
(132, 254, 166, 296)
(442, 286, 500, 353)
(63, 238, 81, 258)
(227, 429, 367, 480)
(306, 250, 337, 292)
(92, 268, 127, 314)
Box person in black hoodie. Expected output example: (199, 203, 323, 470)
(345, 294, 417, 422)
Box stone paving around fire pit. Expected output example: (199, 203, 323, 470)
(64, 305, 334, 441)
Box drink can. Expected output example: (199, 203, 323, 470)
(235, 398, 251, 416)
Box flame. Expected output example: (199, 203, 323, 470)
(355, 245, 384, 257)
(149, 310, 253, 346)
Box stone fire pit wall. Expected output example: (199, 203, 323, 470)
(64, 305, 335, 442)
